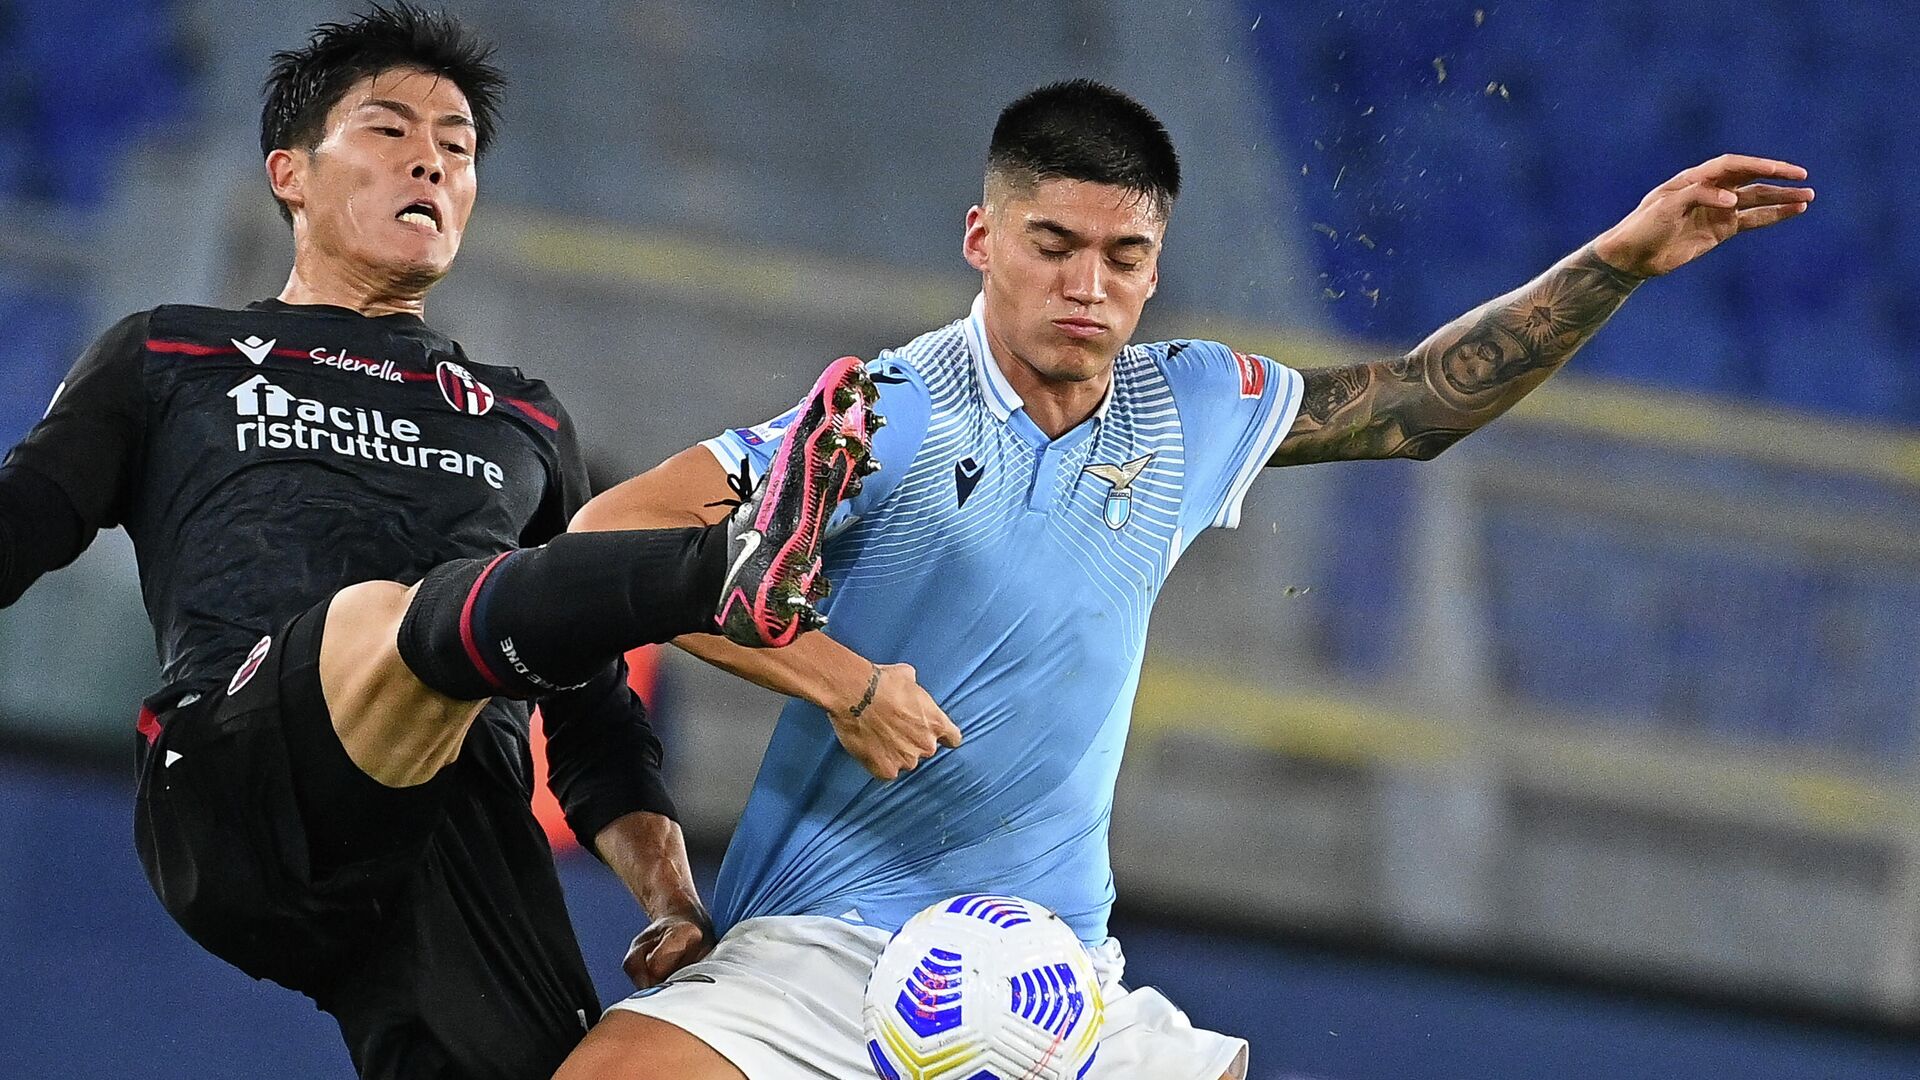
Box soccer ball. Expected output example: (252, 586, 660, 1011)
(862, 894, 1104, 1080)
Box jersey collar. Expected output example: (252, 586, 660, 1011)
(247, 298, 430, 330)
(964, 293, 1114, 426)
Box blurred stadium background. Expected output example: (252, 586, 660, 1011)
(4, 1, 1918, 1077)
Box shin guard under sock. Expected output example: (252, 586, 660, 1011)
(396, 527, 726, 700)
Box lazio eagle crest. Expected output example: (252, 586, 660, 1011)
(1082, 453, 1154, 529)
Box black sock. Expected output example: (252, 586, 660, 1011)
(396, 528, 726, 700)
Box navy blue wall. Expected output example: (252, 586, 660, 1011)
(1247, 0, 1915, 423)
(3, 755, 1915, 1080)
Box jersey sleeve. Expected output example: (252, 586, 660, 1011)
(0, 312, 149, 606)
(4, 311, 149, 531)
(1159, 339, 1305, 531)
(700, 355, 932, 527)
(0, 464, 87, 608)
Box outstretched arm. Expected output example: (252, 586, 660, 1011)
(1272, 246, 1644, 463)
(1, 312, 150, 605)
(0, 467, 90, 607)
(1269, 154, 1813, 467)
(532, 654, 709, 987)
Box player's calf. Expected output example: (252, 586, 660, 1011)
(395, 527, 730, 702)
(328, 360, 883, 785)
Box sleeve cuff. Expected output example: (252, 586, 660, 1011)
(701, 433, 762, 483)
(1213, 364, 1305, 529)
(561, 774, 680, 855)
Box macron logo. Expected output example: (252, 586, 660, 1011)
(954, 456, 984, 507)
(227, 374, 295, 417)
(232, 336, 276, 365)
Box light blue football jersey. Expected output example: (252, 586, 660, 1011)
(701, 295, 1303, 944)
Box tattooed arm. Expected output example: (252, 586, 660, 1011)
(1273, 247, 1642, 464)
(1268, 154, 1815, 467)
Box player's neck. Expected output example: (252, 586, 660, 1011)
(279, 259, 430, 320)
(984, 330, 1110, 440)
(1006, 365, 1108, 440)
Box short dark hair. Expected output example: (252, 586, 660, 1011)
(987, 80, 1181, 217)
(260, 3, 504, 220)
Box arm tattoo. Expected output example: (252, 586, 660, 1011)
(1269, 246, 1644, 466)
(1299, 363, 1371, 425)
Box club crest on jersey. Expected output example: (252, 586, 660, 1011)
(228, 635, 272, 695)
(436, 360, 495, 416)
(1082, 453, 1155, 530)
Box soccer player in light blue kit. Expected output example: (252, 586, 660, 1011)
(558, 82, 1811, 1080)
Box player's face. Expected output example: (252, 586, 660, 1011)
(271, 68, 478, 288)
(965, 178, 1164, 384)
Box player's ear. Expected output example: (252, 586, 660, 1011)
(266, 147, 307, 216)
(963, 205, 990, 273)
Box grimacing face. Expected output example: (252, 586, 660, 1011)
(964, 176, 1164, 385)
(268, 67, 478, 289)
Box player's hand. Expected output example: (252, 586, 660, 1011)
(828, 662, 963, 781)
(1592, 154, 1813, 278)
(622, 909, 716, 990)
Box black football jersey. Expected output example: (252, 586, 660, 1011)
(6, 299, 589, 692)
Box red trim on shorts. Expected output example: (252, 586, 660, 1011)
(136, 704, 162, 745)
(458, 552, 515, 691)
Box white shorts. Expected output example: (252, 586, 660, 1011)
(606, 915, 1248, 1080)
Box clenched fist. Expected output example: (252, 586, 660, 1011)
(829, 662, 963, 780)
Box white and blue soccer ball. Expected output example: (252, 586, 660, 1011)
(862, 894, 1104, 1080)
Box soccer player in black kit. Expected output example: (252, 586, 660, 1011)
(0, 6, 882, 1079)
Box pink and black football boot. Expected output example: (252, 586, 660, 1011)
(715, 356, 883, 648)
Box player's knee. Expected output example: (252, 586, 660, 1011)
(550, 1022, 635, 1080)
(330, 578, 413, 626)
(322, 577, 486, 788)
(323, 580, 417, 682)
(324, 578, 475, 718)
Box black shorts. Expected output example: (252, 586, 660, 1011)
(134, 597, 601, 1080)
